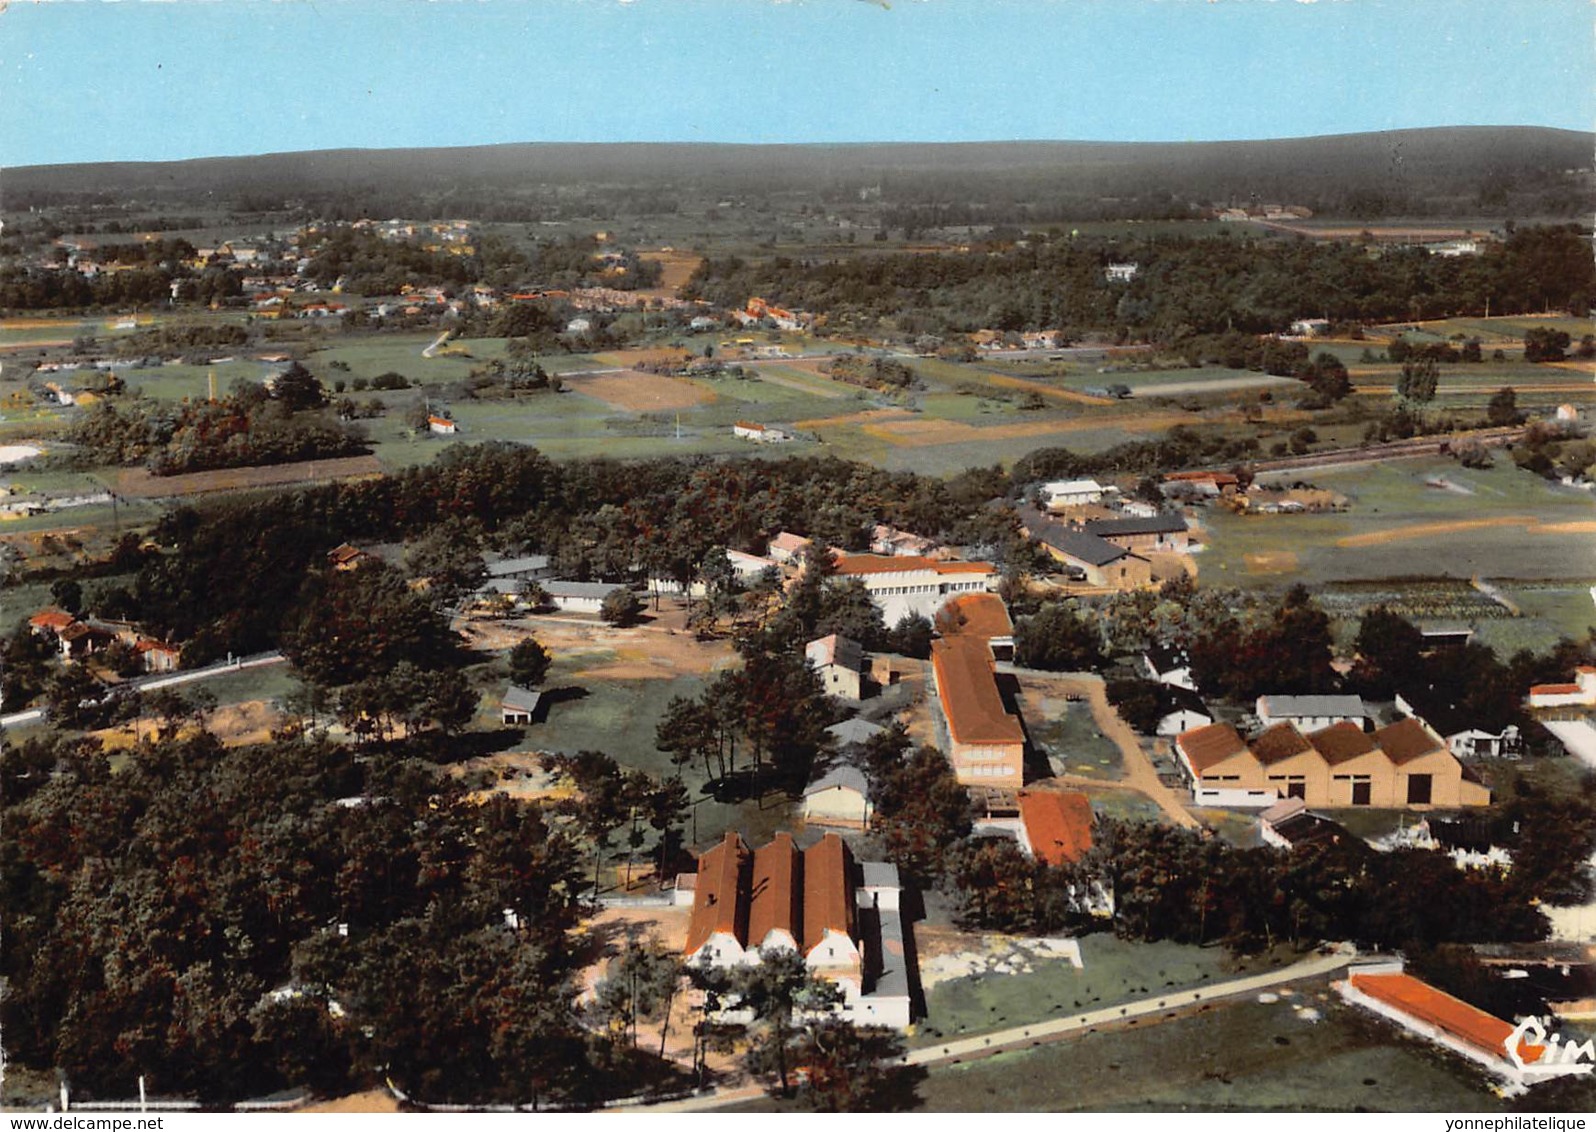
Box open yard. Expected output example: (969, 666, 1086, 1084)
(1025, 699, 1123, 779)
(910, 993, 1516, 1111)
(911, 934, 1290, 1051)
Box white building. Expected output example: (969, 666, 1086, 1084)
(1255, 694, 1369, 732)
(831, 552, 999, 626)
(1041, 479, 1107, 509)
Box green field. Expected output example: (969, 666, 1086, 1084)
(913, 936, 1289, 1051)
(908, 995, 1516, 1112)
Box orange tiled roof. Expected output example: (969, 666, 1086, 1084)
(1018, 790, 1094, 866)
(1350, 972, 1543, 1064)
(801, 833, 855, 955)
(834, 553, 993, 576)
(1530, 683, 1583, 696)
(1252, 722, 1315, 766)
(1375, 717, 1445, 765)
(1176, 722, 1249, 773)
(931, 637, 1025, 746)
(937, 592, 1014, 640)
(748, 833, 802, 947)
(29, 608, 75, 632)
(684, 833, 750, 956)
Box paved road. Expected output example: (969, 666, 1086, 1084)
(1003, 666, 1202, 830)
(0, 652, 286, 730)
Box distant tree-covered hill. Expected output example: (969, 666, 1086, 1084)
(5, 127, 1591, 222)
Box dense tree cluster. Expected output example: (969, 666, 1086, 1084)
(0, 733, 618, 1105)
(685, 225, 1593, 340)
(66, 370, 365, 477)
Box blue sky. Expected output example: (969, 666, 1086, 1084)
(3, 0, 1591, 167)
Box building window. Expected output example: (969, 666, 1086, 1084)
(1407, 774, 1432, 805)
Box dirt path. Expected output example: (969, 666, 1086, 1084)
(1008, 667, 1201, 830)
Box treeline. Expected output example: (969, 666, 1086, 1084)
(0, 730, 667, 1106)
(66, 368, 366, 476)
(684, 225, 1594, 339)
(81, 446, 1010, 666)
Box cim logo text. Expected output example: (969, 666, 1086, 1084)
(1506, 1015, 1596, 1075)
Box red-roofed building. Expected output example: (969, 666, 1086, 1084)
(680, 832, 904, 1026)
(28, 608, 76, 637)
(1017, 790, 1094, 866)
(1529, 667, 1596, 709)
(931, 636, 1025, 787)
(936, 592, 1015, 661)
(1337, 963, 1587, 1088)
(832, 552, 998, 624)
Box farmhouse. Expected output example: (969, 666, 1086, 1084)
(1020, 507, 1152, 590)
(930, 636, 1025, 787)
(806, 634, 867, 702)
(1174, 717, 1492, 810)
(427, 416, 457, 435)
(1081, 513, 1190, 554)
(134, 639, 182, 674)
(831, 552, 998, 624)
(1256, 694, 1369, 732)
(682, 832, 910, 1027)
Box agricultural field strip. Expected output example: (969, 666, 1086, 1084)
(1336, 515, 1596, 547)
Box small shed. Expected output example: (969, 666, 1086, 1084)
(500, 684, 542, 725)
(803, 764, 873, 829)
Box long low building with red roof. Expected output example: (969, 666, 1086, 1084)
(681, 832, 910, 1028)
(1017, 789, 1095, 866)
(931, 636, 1026, 787)
(831, 551, 998, 625)
(1175, 717, 1490, 810)
(1337, 962, 1590, 1089)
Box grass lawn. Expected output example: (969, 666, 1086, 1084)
(910, 995, 1516, 1111)
(1479, 581, 1596, 655)
(913, 935, 1291, 1052)
(180, 661, 302, 707)
(116, 359, 273, 400)
(1027, 700, 1123, 778)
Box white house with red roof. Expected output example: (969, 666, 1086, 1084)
(1529, 667, 1596, 709)
(831, 552, 998, 624)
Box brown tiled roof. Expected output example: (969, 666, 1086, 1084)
(1350, 972, 1543, 1064)
(1310, 721, 1380, 765)
(684, 833, 750, 956)
(802, 833, 855, 955)
(834, 553, 994, 577)
(1375, 717, 1445, 765)
(937, 593, 1014, 640)
(931, 637, 1025, 746)
(1530, 683, 1583, 696)
(1018, 790, 1094, 866)
(1252, 722, 1314, 766)
(1176, 722, 1249, 773)
(748, 833, 802, 947)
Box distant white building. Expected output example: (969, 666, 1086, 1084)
(1255, 694, 1369, 732)
(1041, 479, 1106, 509)
(733, 420, 791, 443)
(1104, 263, 1139, 283)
